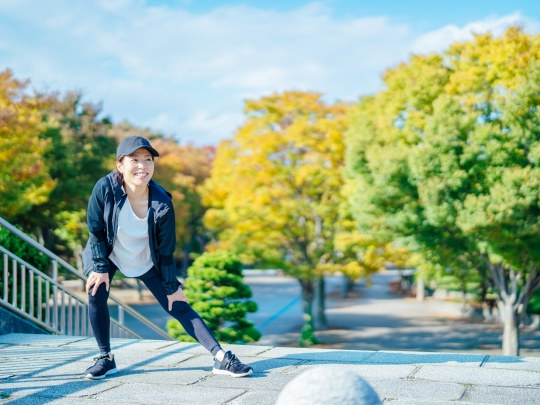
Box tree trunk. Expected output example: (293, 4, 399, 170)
(416, 277, 425, 302)
(501, 299, 520, 356)
(299, 279, 317, 347)
(460, 282, 467, 314)
(315, 277, 328, 330)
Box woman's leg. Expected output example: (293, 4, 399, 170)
(138, 267, 222, 356)
(87, 267, 117, 354)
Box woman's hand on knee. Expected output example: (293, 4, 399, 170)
(167, 288, 188, 311)
(86, 272, 110, 296)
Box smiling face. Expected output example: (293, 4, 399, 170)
(116, 148, 155, 188)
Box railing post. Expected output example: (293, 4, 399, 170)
(118, 305, 124, 338)
(12, 259, 17, 307)
(52, 260, 58, 329)
(3, 254, 7, 301)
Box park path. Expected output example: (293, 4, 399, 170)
(247, 271, 540, 357)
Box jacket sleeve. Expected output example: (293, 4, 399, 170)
(86, 180, 110, 274)
(157, 203, 181, 295)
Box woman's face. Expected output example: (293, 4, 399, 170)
(117, 148, 155, 188)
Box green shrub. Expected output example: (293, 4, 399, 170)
(167, 250, 261, 344)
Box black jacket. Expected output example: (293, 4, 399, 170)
(82, 172, 181, 295)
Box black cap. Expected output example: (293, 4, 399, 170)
(116, 136, 160, 160)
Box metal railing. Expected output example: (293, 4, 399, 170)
(0, 216, 174, 341)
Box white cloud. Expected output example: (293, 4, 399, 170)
(411, 12, 538, 54)
(0, 2, 537, 144)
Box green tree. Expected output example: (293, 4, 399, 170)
(346, 27, 540, 355)
(14, 92, 116, 264)
(166, 251, 260, 344)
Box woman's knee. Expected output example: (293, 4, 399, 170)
(168, 301, 193, 316)
(87, 284, 109, 306)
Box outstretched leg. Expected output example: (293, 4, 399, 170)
(138, 266, 222, 355)
(138, 267, 253, 377)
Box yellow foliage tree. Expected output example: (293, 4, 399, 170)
(202, 91, 383, 345)
(0, 69, 55, 219)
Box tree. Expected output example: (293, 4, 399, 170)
(202, 91, 381, 346)
(0, 69, 55, 220)
(166, 250, 260, 343)
(13, 92, 116, 264)
(346, 27, 540, 355)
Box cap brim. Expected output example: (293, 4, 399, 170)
(120, 146, 160, 158)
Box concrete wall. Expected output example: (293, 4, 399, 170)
(0, 306, 48, 335)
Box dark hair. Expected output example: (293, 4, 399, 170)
(113, 155, 125, 184)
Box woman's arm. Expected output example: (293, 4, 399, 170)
(156, 203, 182, 296)
(87, 179, 110, 274)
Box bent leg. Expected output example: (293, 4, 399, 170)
(138, 267, 222, 356)
(88, 267, 117, 354)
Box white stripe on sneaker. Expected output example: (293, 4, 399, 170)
(212, 368, 253, 378)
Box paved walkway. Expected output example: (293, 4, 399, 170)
(245, 271, 540, 357)
(2, 333, 540, 404)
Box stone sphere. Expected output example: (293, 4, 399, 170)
(275, 367, 381, 405)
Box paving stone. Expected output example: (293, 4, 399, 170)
(0, 379, 120, 399)
(4, 397, 142, 405)
(151, 341, 202, 353)
(111, 349, 194, 368)
(0, 334, 87, 347)
(0, 346, 94, 362)
(183, 344, 274, 357)
(483, 355, 540, 372)
(112, 368, 212, 385)
(0, 357, 93, 377)
(414, 365, 540, 387)
(226, 389, 281, 405)
(176, 354, 301, 374)
(94, 382, 244, 404)
(28, 361, 97, 379)
(285, 361, 416, 380)
(461, 385, 540, 404)
(364, 351, 485, 368)
(381, 400, 487, 405)
(256, 347, 374, 362)
(198, 373, 295, 391)
(0, 347, 96, 378)
(369, 379, 465, 401)
(62, 338, 175, 352)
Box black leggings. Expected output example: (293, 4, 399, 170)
(88, 266, 222, 356)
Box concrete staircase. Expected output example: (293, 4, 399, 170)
(2, 333, 540, 404)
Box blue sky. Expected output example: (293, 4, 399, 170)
(0, 0, 538, 145)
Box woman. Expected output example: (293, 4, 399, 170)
(82, 135, 253, 380)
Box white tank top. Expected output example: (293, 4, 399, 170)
(109, 198, 154, 277)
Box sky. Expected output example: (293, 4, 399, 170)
(0, 0, 539, 145)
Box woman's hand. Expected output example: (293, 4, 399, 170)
(167, 287, 188, 311)
(86, 271, 110, 296)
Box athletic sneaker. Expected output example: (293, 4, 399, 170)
(213, 351, 253, 377)
(85, 353, 118, 380)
